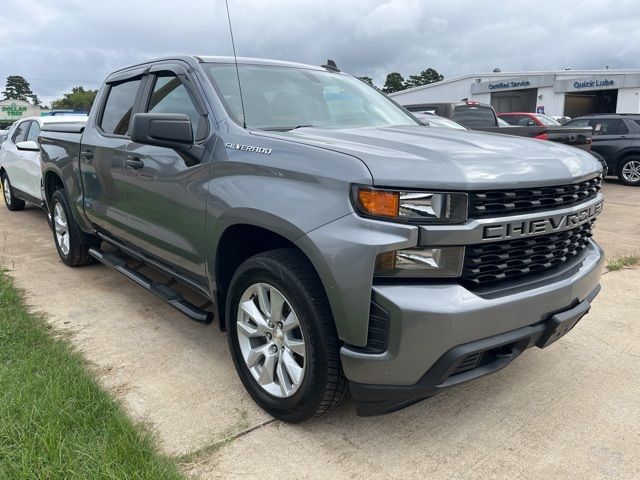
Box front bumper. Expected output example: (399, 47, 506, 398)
(342, 240, 604, 416)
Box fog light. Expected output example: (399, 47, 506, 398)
(375, 247, 464, 278)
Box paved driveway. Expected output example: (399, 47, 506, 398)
(1, 180, 638, 479)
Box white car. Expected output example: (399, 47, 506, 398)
(0, 115, 87, 211)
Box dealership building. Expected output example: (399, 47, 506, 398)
(390, 69, 640, 118)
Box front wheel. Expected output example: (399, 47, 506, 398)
(50, 189, 98, 266)
(618, 156, 640, 186)
(2, 173, 25, 211)
(226, 249, 347, 422)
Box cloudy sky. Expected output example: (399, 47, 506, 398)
(1, 0, 638, 105)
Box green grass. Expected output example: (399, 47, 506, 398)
(606, 255, 639, 271)
(0, 272, 185, 480)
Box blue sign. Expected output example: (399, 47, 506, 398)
(573, 79, 615, 89)
(536, 106, 545, 114)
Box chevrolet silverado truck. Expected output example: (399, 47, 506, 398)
(37, 56, 605, 422)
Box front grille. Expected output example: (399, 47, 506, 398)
(462, 220, 594, 285)
(451, 352, 484, 375)
(469, 177, 601, 218)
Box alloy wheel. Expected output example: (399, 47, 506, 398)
(622, 160, 640, 183)
(3, 178, 11, 205)
(53, 202, 70, 256)
(236, 282, 307, 398)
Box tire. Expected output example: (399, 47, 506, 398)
(590, 151, 608, 178)
(617, 156, 640, 186)
(226, 248, 347, 422)
(2, 172, 26, 211)
(50, 189, 98, 267)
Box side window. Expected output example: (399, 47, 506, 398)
(500, 116, 518, 125)
(589, 119, 628, 135)
(26, 122, 41, 142)
(11, 121, 29, 143)
(148, 73, 201, 137)
(100, 78, 142, 135)
(566, 119, 590, 127)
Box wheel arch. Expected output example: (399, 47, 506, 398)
(43, 169, 65, 205)
(213, 222, 330, 332)
(614, 149, 640, 174)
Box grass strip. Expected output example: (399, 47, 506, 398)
(0, 272, 185, 480)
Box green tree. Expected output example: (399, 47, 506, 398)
(2, 75, 36, 102)
(404, 68, 444, 89)
(382, 72, 406, 94)
(51, 86, 98, 112)
(357, 76, 374, 86)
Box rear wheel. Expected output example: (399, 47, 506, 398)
(50, 189, 98, 266)
(618, 156, 640, 186)
(226, 249, 347, 422)
(1, 173, 25, 211)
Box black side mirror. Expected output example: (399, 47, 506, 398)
(130, 113, 194, 150)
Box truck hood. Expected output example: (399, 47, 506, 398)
(261, 125, 601, 189)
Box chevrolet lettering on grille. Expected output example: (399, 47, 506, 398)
(482, 200, 603, 241)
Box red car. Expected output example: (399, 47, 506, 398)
(497, 112, 562, 127)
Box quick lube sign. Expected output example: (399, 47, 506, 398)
(573, 78, 615, 89)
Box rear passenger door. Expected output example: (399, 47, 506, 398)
(587, 118, 630, 162)
(121, 64, 211, 282)
(80, 73, 144, 240)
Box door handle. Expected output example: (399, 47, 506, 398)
(126, 157, 144, 170)
(80, 149, 94, 162)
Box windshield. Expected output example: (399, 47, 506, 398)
(534, 114, 561, 126)
(204, 63, 419, 131)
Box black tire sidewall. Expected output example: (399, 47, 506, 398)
(2, 173, 25, 211)
(226, 255, 332, 422)
(618, 156, 640, 186)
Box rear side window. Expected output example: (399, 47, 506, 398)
(26, 122, 40, 142)
(11, 121, 29, 143)
(453, 106, 497, 128)
(147, 74, 201, 136)
(100, 78, 141, 135)
(589, 119, 628, 135)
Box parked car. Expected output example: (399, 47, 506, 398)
(498, 112, 562, 127)
(404, 101, 592, 151)
(564, 114, 640, 186)
(0, 115, 87, 211)
(413, 112, 467, 129)
(39, 56, 603, 421)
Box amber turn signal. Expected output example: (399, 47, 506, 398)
(357, 189, 399, 218)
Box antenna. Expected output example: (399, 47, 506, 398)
(225, 0, 246, 128)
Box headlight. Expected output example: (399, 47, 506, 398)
(375, 247, 464, 278)
(353, 186, 467, 223)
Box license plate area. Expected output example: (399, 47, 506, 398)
(536, 299, 591, 349)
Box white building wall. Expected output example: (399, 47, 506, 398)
(535, 87, 565, 116)
(393, 79, 473, 104)
(616, 88, 640, 113)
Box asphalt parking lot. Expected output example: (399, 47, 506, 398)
(1, 179, 639, 480)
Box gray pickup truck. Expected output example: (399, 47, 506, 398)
(38, 56, 605, 422)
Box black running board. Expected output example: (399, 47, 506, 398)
(89, 247, 214, 324)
